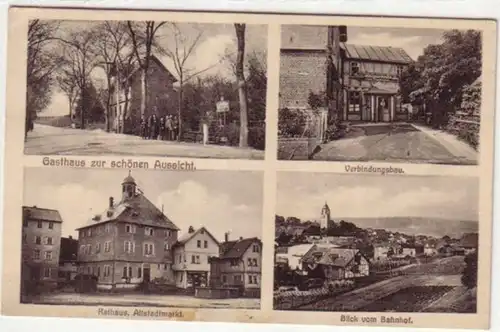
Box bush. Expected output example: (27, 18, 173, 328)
(461, 251, 478, 288)
(248, 125, 265, 150)
(278, 108, 309, 138)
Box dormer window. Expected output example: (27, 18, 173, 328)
(125, 224, 136, 234)
(145, 227, 154, 236)
(350, 62, 360, 75)
(252, 244, 260, 253)
(397, 65, 403, 77)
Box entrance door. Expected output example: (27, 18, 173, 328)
(377, 97, 390, 122)
(362, 95, 371, 121)
(143, 267, 151, 283)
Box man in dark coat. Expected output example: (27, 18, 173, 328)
(159, 116, 166, 140)
(140, 116, 147, 139)
(150, 114, 159, 140)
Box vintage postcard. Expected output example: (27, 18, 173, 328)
(2, 5, 497, 331)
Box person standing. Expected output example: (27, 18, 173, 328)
(172, 116, 179, 141)
(150, 114, 158, 140)
(140, 116, 147, 139)
(159, 116, 166, 140)
(165, 115, 173, 141)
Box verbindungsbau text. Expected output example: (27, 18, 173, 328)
(41, 156, 196, 171)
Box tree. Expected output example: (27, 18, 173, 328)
(461, 251, 478, 288)
(234, 24, 249, 148)
(159, 23, 220, 141)
(56, 74, 79, 119)
(57, 29, 99, 129)
(93, 21, 134, 132)
(26, 20, 60, 136)
(127, 21, 167, 125)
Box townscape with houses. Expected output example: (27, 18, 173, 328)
(21, 172, 262, 308)
(278, 25, 481, 164)
(273, 202, 479, 312)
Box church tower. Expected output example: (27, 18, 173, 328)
(121, 171, 137, 201)
(321, 202, 331, 229)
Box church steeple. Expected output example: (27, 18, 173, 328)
(122, 171, 136, 201)
(321, 201, 331, 228)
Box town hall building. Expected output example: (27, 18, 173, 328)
(75, 172, 180, 290)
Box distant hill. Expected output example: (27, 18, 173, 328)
(334, 216, 478, 238)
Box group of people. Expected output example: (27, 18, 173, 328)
(140, 114, 179, 141)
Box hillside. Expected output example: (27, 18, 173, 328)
(335, 217, 478, 238)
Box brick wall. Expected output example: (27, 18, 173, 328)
(280, 51, 328, 109)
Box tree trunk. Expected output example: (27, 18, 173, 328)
(177, 76, 183, 142)
(234, 24, 248, 148)
(105, 76, 112, 133)
(80, 85, 86, 130)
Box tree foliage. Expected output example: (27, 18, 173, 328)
(461, 251, 478, 288)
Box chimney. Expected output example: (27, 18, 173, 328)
(69, 235, 73, 240)
(188, 226, 195, 234)
(224, 232, 229, 242)
(239, 236, 243, 241)
(109, 197, 114, 208)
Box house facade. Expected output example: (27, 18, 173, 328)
(172, 226, 220, 289)
(301, 246, 370, 280)
(341, 44, 412, 123)
(280, 25, 348, 141)
(21, 206, 63, 289)
(209, 235, 262, 297)
(59, 235, 79, 281)
(75, 172, 180, 290)
(110, 55, 178, 135)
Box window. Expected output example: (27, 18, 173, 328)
(122, 266, 127, 278)
(43, 268, 51, 278)
(33, 249, 40, 260)
(125, 224, 136, 233)
(247, 258, 258, 267)
(124, 241, 134, 253)
(95, 243, 101, 254)
(87, 229, 92, 237)
(248, 275, 253, 284)
(348, 91, 361, 113)
(234, 275, 242, 283)
(200, 229, 205, 234)
(23, 219, 28, 227)
(45, 237, 53, 245)
(144, 243, 154, 256)
(252, 244, 260, 253)
(44, 251, 52, 260)
(22, 233, 27, 244)
(397, 65, 403, 76)
(204, 240, 208, 249)
(137, 267, 142, 279)
(80, 231, 84, 239)
(37, 221, 42, 228)
(79, 245, 86, 255)
(104, 265, 111, 277)
(87, 244, 92, 255)
(350, 62, 360, 75)
(165, 230, 171, 237)
(104, 241, 111, 252)
(230, 259, 239, 267)
(145, 227, 154, 236)
(35, 236, 41, 245)
(191, 255, 196, 264)
(48, 222, 54, 230)
(164, 242, 170, 251)
(222, 275, 227, 283)
(197, 240, 201, 248)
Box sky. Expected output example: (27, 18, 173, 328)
(23, 168, 263, 241)
(41, 20, 268, 117)
(276, 173, 478, 222)
(346, 26, 447, 61)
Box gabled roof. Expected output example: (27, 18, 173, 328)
(342, 44, 413, 64)
(301, 246, 362, 268)
(218, 237, 261, 260)
(23, 206, 63, 223)
(76, 193, 179, 231)
(128, 55, 178, 83)
(174, 227, 220, 247)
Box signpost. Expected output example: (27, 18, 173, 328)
(216, 97, 230, 126)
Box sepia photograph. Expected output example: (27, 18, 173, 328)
(20, 168, 263, 309)
(24, 20, 267, 159)
(274, 172, 478, 314)
(278, 25, 481, 165)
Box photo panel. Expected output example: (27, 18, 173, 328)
(274, 172, 481, 317)
(278, 24, 482, 165)
(19, 167, 264, 310)
(24, 19, 267, 160)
